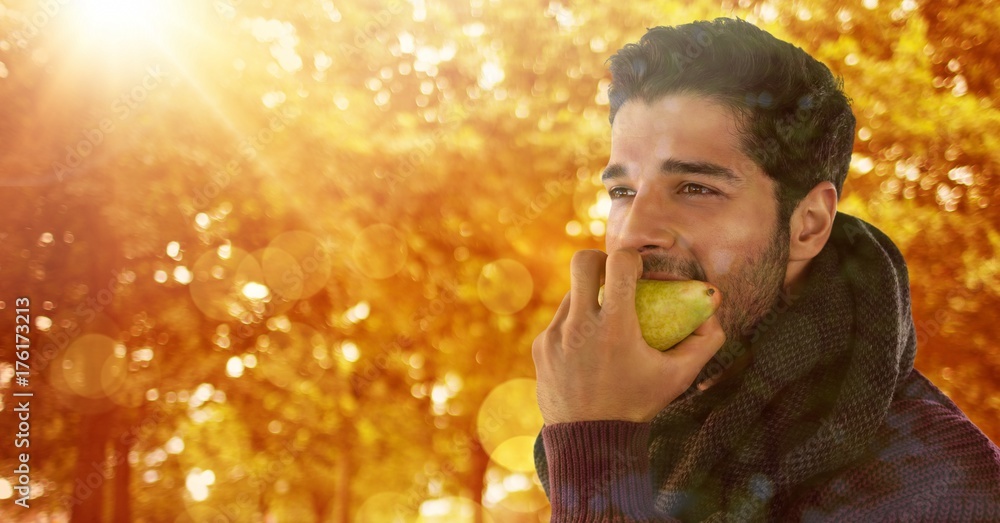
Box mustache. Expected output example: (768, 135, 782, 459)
(641, 255, 706, 282)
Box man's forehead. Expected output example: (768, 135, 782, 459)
(606, 96, 769, 184)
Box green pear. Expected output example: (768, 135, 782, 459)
(598, 280, 721, 351)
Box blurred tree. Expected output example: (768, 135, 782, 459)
(0, 0, 998, 521)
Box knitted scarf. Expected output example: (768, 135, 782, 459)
(535, 212, 919, 521)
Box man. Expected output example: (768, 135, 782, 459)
(532, 17, 1000, 522)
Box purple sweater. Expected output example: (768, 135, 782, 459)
(541, 369, 1000, 521)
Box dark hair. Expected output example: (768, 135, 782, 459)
(606, 17, 856, 229)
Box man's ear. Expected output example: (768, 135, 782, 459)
(788, 181, 838, 262)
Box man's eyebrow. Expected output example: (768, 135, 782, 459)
(600, 164, 627, 182)
(601, 159, 745, 186)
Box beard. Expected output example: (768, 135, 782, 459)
(714, 223, 790, 344)
(641, 220, 790, 368)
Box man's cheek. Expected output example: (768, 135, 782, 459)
(709, 249, 736, 276)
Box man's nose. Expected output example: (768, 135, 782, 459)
(617, 190, 678, 253)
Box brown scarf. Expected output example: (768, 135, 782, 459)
(535, 212, 918, 521)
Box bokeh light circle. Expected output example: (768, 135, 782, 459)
(477, 259, 533, 315)
(237, 248, 296, 317)
(489, 436, 538, 473)
(483, 467, 550, 514)
(351, 223, 408, 279)
(263, 230, 332, 300)
(190, 246, 251, 321)
(56, 334, 127, 399)
(476, 378, 544, 472)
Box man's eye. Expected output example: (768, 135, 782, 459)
(608, 186, 634, 199)
(680, 183, 718, 196)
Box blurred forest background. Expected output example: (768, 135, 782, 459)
(0, 0, 998, 521)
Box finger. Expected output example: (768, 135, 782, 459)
(697, 367, 725, 391)
(568, 249, 606, 318)
(600, 248, 643, 318)
(665, 314, 726, 385)
(535, 291, 572, 360)
(553, 289, 572, 321)
(547, 290, 572, 333)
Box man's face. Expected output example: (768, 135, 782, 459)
(603, 93, 789, 344)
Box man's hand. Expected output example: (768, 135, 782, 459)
(532, 248, 726, 425)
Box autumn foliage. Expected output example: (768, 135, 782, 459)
(0, 0, 998, 521)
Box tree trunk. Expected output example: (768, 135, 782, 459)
(313, 490, 331, 523)
(70, 410, 112, 523)
(259, 481, 269, 521)
(69, 186, 121, 523)
(112, 430, 132, 522)
(470, 442, 490, 523)
(331, 454, 351, 523)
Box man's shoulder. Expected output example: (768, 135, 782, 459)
(789, 370, 1000, 521)
(880, 369, 1000, 470)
